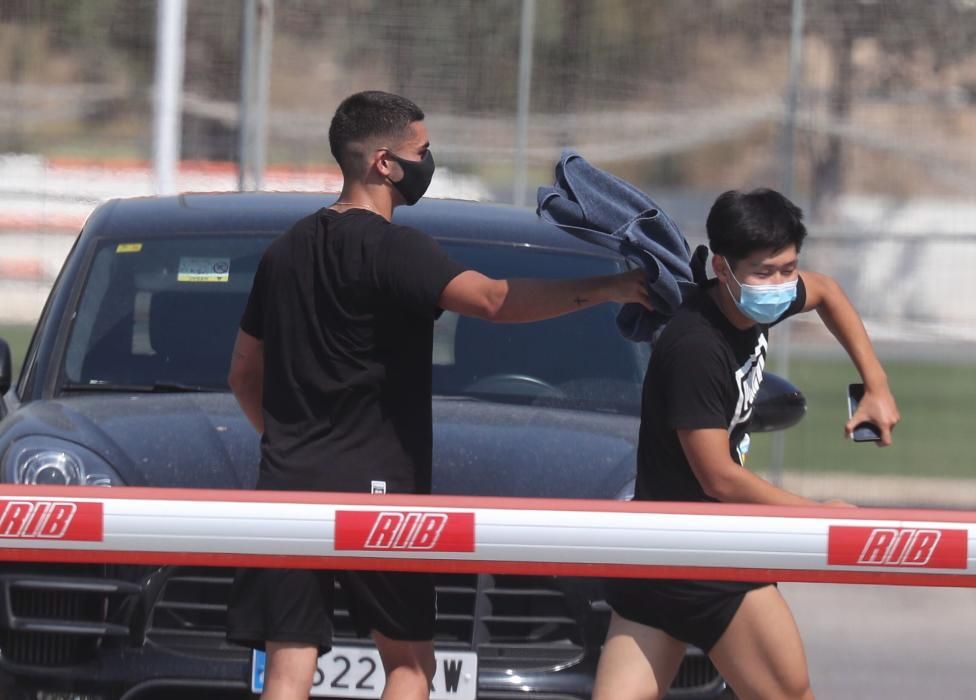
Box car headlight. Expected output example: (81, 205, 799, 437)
(2, 437, 124, 486)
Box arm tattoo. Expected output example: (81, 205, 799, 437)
(574, 296, 589, 306)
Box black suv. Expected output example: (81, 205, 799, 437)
(0, 193, 805, 700)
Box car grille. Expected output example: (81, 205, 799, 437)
(470, 574, 585, 671)
(1, 586, 101, 666)
(0, 566, 141, 667)
(147, 568, 719, 691)
(672, 649, 724, 695)
(1, 565, 721, 694)
(145, 569, 243, 659)
(147, 569, 587, 672)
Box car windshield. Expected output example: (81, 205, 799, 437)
(433, 242, 647, 415)
(61, 234, 648, 415)
(62, 235, 270, 393)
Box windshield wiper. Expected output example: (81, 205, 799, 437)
(62, 382, 221, 394)
(432, 392, 485, 401)
(150, 381, 221, 393)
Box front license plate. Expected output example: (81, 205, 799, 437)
(251, 645, 478, 699)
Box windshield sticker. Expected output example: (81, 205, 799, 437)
(177, 257, 231, 283)
(116, 243, 143, 253)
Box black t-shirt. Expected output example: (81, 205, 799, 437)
(240, 208, 466, 494)
(635, 277, 806, 502)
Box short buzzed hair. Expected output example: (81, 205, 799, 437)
(328, 91, 425, 178)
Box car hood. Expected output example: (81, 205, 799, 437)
(432, 398, 638, 499)
(0, 394, 638, 497)
(0, 393, 259, 488)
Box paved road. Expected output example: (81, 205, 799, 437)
(782, 583, 976, 699)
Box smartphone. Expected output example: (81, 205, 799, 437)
(847, 383, 882, 442)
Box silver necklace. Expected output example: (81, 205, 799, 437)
(331, 200, 378, 213)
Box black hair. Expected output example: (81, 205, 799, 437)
(328, 91, 425, 177)
(705, 188, 807, 263)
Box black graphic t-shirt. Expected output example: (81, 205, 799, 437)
(240, 208, 466, 495)
(635, 277, 806, 502)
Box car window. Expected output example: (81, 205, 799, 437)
(59, 236, 648, 414)
(62, 235, 272, 390)
(434, 242, 648, 415)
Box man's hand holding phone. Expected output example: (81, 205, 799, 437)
(846, 382, 900, 446)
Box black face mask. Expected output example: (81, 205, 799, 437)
(386, 150, 435, 205)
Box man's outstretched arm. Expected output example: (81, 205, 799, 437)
(799, 270, 900, 444)
(438, 268, 652, 324)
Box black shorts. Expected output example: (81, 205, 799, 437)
(226, 568, 436, 655)
(605, 577, 774, 653)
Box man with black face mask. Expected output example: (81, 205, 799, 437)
(383, 145, 435, 205)
(225, 90, 653, 700)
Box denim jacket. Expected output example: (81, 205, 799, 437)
(537, 150, 708, 342)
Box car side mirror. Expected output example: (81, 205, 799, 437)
(751, 372, 806, 432)
(0, 338, 11, 396)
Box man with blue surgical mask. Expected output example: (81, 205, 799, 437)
(723, 256, 799, 324)
(594, 188, 900, 700)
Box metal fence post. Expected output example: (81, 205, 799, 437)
(238, 0, 275, 191)
(513, 0, 536, 207)
(769, 0, 806, 487)
(152, 0, 187, 195)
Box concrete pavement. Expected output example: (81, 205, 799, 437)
(779, 471, 976, 509)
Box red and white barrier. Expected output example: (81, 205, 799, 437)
(1, 485, 973, 587)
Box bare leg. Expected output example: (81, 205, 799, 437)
(592, 611, 687, 700)
(373, 629, 436, 700)
(261, 641, 319, 700)
(709, 585, 814, 700)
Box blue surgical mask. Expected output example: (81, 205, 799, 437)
(725, 263, 798, 324)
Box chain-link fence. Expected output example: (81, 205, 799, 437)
(4, 1, 976, 201)
(1, 0, 975, 496)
